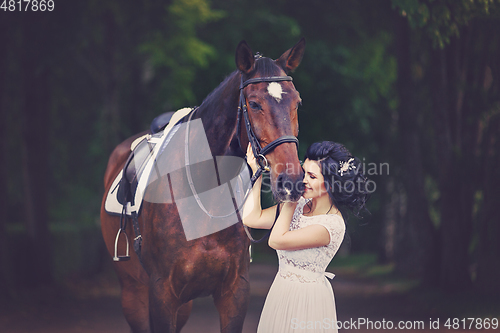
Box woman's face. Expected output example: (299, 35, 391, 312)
(302, 159, 328, 200)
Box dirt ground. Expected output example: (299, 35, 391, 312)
(0, 263, 488, 333)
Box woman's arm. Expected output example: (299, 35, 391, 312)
(241, 144, 279, 229)
(268, 202, 331, 250)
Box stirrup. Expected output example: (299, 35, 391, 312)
(113, 228, 131, 261)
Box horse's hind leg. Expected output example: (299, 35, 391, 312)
(120, 275, 151, 333)
(213, 275, 250, 333)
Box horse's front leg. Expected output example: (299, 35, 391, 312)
(148, 277, 182, 333)
(213, 274, 250, 333)
(147, 277, 193, 333)
(176, 301, 193, 333)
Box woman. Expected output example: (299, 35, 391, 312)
(243, 141, 370, 332)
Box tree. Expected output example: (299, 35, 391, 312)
(19, 10, 55, 286)
(392, 0, 500, 291)
(0, 11, 11, 296)
(392, 10, 439, 284)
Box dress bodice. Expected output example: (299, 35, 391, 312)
(276, 197, 345, 282)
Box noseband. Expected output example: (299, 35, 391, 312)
(237, 75, 299, 184)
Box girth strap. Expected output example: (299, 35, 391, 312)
(131, 211, 142, 261)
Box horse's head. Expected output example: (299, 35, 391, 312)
(236, 39, 306, 202)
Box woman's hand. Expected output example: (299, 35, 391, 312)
(246, 143, 259, 174)
(268, 200, 330, 251)
(282, 201, 298, 212)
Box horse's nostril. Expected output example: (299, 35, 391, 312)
(277, 173, 285, 189)
(276, 174, 305, 201)
(297, 181, 305, 192)
(284, 179, 293, 191)
(277, 174, 292, 190)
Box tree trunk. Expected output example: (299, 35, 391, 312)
(474, 19, 500, 293)
(380, 176, 403, 264)
(20, 13, 53, 287)
(476, 115, 500, 293)
(0, 13, 11, 297)
(102, 9, 121, 153)
(430, 33, 475, 291)
(393, 12, 438, 284)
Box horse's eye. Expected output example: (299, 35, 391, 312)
(249, 101, 261, 111)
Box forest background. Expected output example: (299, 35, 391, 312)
(1, 0, 499, 305)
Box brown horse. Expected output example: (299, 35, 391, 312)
(100, 39, 306, 333)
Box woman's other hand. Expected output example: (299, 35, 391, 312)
(246, 143, 259, 174)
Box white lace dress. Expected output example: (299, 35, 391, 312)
(257, 197, 345, 333)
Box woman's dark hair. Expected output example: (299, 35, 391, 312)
(304, 141, 370, 218)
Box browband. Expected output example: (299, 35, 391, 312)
(240, 76, 293, 89)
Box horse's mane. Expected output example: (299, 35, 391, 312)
(199, 56, 283, 113)
(199, 70, 239, 113)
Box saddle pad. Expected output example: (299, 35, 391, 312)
(104, 107, 192, 216)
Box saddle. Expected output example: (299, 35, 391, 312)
(115, 111, 175, 206)
(104, 108, 193, 262)
(150, 111, 175, 134)
(105, 108, 192, 214)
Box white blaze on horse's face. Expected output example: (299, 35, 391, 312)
(267, 82, 286, 102)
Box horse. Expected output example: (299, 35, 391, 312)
(100, 38, 306, 333)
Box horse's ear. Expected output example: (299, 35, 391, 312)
(277, 38, 306, 73)
(235, 40, 255, 74)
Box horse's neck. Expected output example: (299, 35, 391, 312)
(196, 72, 242, 157)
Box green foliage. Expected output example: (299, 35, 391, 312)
(392, 0, 500, 48)
(139, 0, 224, 107)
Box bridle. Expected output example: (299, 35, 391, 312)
(236, 73, 299, 244)
(236, 75, 299, 185)
(182, 72, 300, 243)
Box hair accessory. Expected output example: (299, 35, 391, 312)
(339, 157, 356, 176)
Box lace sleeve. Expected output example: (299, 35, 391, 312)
(311, 215, 345, 250)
